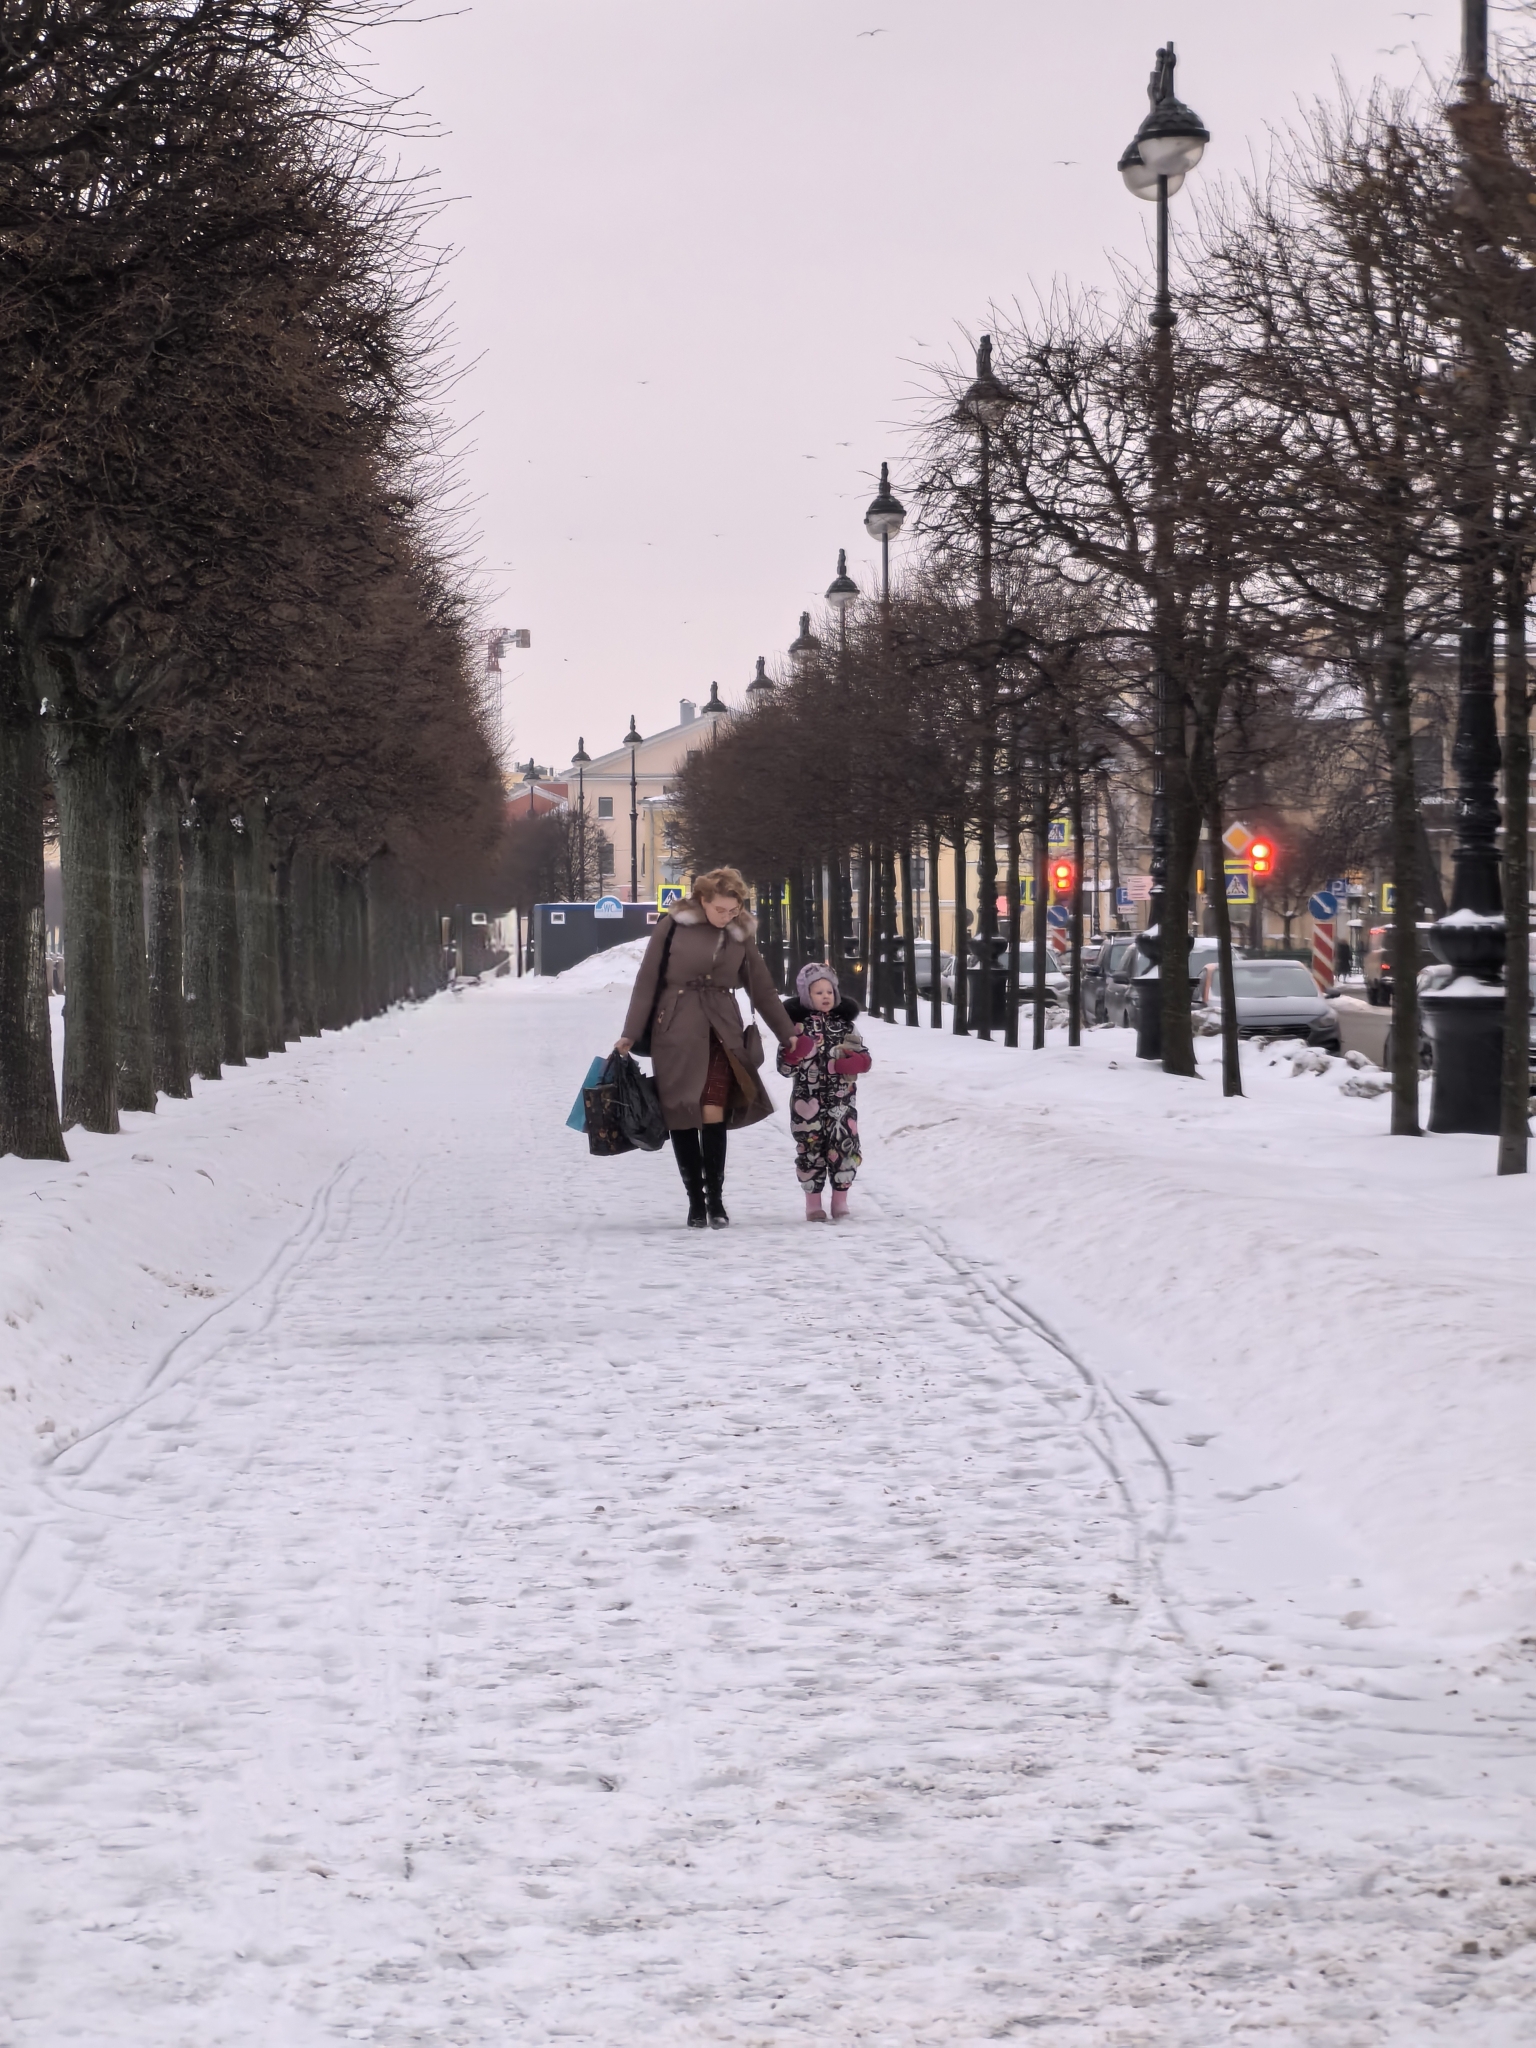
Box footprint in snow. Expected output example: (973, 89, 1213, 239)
(1133, 1388, 1173, 1406)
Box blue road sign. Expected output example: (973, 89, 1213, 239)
(1046, 905, 1070, 929)
(1309, 890, 1338, 921)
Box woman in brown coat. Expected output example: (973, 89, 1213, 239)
(616, 866, 800, 1229)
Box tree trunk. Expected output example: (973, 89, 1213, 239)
(1068, 761, 1084, 1047)
(183, 808, 221, 1081)
(950, 829, 968, 1035)
(212, 811, 245, 1066)
(857, 845, 874, 1011)
(108, 730, 154, 1113)
(0, 700, 66, 1159)
(1100, 770, 1123, 926)
(1003, 810, 1021, 1049)
(926, 824, 943, 1028)
(1031, 797, 1048, 1051)
(880, 847, 897, 1025)
(1499, 555, 1530, 1175)
(47, 717, 119, 1133)
(237, 816, 270, 1059)
(1382, 579, 1423, 1136)
(899, 840, 918, 1027)
(145, 753, 191, 1100)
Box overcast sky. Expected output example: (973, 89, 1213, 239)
(354, 0, 1467, 777)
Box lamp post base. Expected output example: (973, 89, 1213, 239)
(1134, 972, 1162, 1061)
(1422, 986, 1504, 1134)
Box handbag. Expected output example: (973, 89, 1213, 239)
(741, 1006, 765, 1071)
(630, 916, 677, 1060)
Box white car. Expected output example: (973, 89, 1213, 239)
(1194, 958, 1330, 1040)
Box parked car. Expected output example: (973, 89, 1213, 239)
(1084, 934, 1138, 1024)
(1363, 921, 1438, 1005)
(1194, 957, 1331, 1040)
(911, 942, 956, 1004)
(1105, 935, 1230, 1029)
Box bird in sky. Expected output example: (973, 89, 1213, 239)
(803, 454, 817, 459)
(1378, 42, 1407, 52)
(1394, 10, 1428, 16)
(836, 440, 852, 446)
(856, 26, 888, 37)
(1054, 159, 1080, 166)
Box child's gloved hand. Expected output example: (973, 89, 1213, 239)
(781, 1033, 817, 1066)
(829, 1051, 872, 1075)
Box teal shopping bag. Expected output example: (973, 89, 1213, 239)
(566, 1056, 608, 1132)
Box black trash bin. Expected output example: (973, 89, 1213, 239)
(964, 935, 1009, 1026)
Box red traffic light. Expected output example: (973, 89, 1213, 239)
(1050, 858, 1076, 896)
(1249, 838, 1275, 878)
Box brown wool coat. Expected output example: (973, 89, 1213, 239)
(620, 906, 796, 1131)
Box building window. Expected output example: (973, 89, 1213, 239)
(597, 796, 614, 819)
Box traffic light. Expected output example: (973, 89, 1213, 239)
(1249, 837, 1275, 879)
(1050, 857, 1076, 897)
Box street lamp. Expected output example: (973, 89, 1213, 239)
(957, 337, 1015, 1042)
(746, 656, 775, 701)
(572, 737, 591, 900)
(702, 680, 726, 717)
(1118, 41, 1208, 1067)
(864, 460, 906, 602)
(825, 548, 859, 654)
(865, 461, 913, 1025)
(623, 714, 642, 903)
(789, 611, 822, 665)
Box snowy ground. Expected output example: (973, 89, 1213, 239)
(0, 961, 1533, 2045)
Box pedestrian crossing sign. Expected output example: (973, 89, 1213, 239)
(1224, 859, 1254, 906)
(1047, 818, 1073, 847)
(658, 884, 684, 911)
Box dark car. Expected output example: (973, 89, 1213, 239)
(1084, 934, 1138, 1024)
(1105, 936, 1230, 1029)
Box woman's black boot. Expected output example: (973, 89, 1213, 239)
(701, 1123, 729, 1227)
(671, 1128, 708, 1228)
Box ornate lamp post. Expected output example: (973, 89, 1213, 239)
(746, 655, 775, 701)
(789, 611, 822, 667)
(623, 715, 642, 902)
(866, 461, 914, 1024)
(1423, 0, 1509, 1135)
(958, 338, 1015, 1040)
(572, 737, 591, 900)
(1118, 43, 1209, 1065)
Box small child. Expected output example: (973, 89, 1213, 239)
(778, 961, 873, 1221)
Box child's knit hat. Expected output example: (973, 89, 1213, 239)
(796, 961, 840, 1007)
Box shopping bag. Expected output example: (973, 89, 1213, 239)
(611, 1052, 667, 1151)
(584, 1059, 635, 1155)
(567, 1056, 608, 1133)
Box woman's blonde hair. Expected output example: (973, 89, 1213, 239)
(686, 865, 751, 910)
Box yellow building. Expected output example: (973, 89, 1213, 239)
(562, 688, 730, 900)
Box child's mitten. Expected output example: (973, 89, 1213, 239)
(782, 1033, 817, 1066)
(829, 1051, 871, 1075)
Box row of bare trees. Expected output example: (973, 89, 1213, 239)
(672, 57, 1536, 1159)
(0, 2, 509, 1161)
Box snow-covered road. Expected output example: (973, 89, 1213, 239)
(1, 968, 1533, 2045)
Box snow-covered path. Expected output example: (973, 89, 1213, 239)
(1, 974, 1534, 2045)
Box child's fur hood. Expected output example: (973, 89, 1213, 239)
(784, 995, 862, 1024)
(669, 903, 757, 942)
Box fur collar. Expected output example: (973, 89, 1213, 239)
(784, 995, 861, 1023)
(670, 903, 756, 941)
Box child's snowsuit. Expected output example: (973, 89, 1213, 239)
(777, 995, 872, 1193)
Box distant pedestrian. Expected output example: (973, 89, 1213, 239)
(777, 962, 872, 1221)
(616, 867, 796, 1229)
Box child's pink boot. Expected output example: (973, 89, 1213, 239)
(830, 1189, 850, 1221)
(805, 1191, 827, 1222)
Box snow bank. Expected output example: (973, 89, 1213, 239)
(854, 1010, 1536, 1640)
